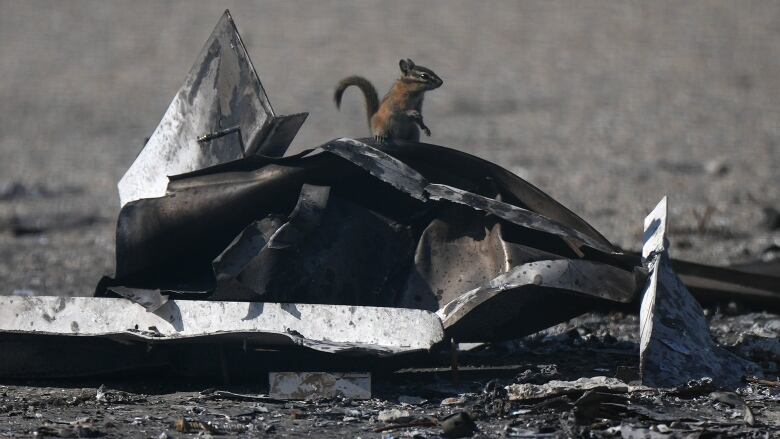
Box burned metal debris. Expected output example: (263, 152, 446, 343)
(2, 13, 779, 419)
(639, 197, 762, 388)
(108, 133, 645, 341)
(117, 10, 306, 207)
(93, 9, 652, 349)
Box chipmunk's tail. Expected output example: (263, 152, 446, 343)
(334, 76, 379, 129)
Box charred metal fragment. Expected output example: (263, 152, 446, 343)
(438, 259, 637, 341)
(322, 138, 429, 201)
(117, 10, 306, 206)
(398, 206, 557, 311)
(211, 184, 415, 306)
(639, 197, 761, 388)
(0, 296, 444, 364)
(425, 183, 618, 255)
(323, 139, 620, 255)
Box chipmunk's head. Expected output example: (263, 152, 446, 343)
(399, 59, 443, 91)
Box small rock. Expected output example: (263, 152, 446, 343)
(704, 158, 729, 176)
(440, 412, 476, 438)
(398, 395, 426, 405)
(440, 396, 466, 406)
(761, 207, 780, 231)
(377, 408, 412, 423)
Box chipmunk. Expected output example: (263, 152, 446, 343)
(334, 59, 443, 142)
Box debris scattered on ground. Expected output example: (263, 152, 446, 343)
(398, 395, 426, 405)
(1, 8, 779, 439)
(95, 385, 145, 404)
(506, 376, 629, 401)
(710, 391, 755, 426)
(174, 417, 217, 434)
(377, 408, 413, 423)
(33, 417, 103, 438)
(268, 372, 371, 400)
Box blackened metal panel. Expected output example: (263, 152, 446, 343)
(212, 184, 415, 306)
(437, 259, 637, 341)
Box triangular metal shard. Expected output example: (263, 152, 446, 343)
(118, 10, 307, 206)
(639, 197, 761, 388)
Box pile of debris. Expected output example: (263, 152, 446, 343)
(0, 9, 778, 437)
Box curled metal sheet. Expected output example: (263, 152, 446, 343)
(117, 10, 306, 206)
(323, 138, 620, 255)
(437, 259, 637, 341)
(101, 10, 649, 347)
(425, 183, 617, 254)
(322, 138, 429, 201)
(107, 137, 641, 341)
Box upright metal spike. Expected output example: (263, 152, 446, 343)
(118, 10, 306, 206)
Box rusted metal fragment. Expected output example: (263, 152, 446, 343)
(639, 197, 761, 388)
(268, 372, 371, 400)
(0, 296, 444, 356)
(117, 10, 305, 206)
(437, 259, 637, 341)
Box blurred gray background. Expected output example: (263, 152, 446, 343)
(0, 1, 778, 295)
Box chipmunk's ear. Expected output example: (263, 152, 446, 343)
(399, 59, 410, 74)
(400, 59, 416, 74)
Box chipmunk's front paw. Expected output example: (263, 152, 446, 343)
(423, 127, 431, 137)
(373, 134, 387, 143)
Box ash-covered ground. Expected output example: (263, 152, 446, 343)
(0, 1, 778, 437)
(1, 312, 778, 438)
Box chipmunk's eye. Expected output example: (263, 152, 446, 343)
(419, 73, 429, 80)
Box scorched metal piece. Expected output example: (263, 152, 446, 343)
(117, 10, 306, 206)
(639, 197, 761, 388)
(0, 296, 444, 355)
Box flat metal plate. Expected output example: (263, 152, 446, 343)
(0, 296, 444, 355)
